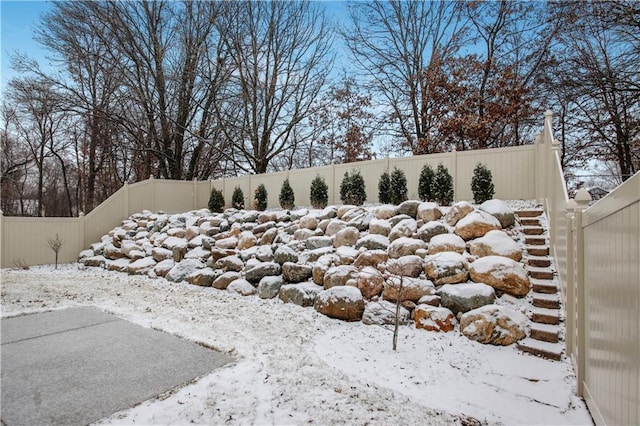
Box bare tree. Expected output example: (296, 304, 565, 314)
(343, 0, 465, 155)
(217, 0, 334, 173)
(47, 233, 64, 269)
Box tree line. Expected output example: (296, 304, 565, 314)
(1, 0, 638, 217)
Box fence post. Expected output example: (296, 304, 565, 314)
(534, 130, 543, 202)
(565, 199, 577, 362)
(331, 163, 336, 206)
(124, 182, 129, 218)
(451, 148, 458, 201)
(574, 188, 592, 397)
(193, 178, 198, 210)
(0, 210, 4, 268)
(149, 176, 155, 213)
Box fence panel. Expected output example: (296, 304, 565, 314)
(1, 216, 83, 267)
(581, 172, 639, 426)
(82, 186, 127, 250)
(390, 153, 452, 201)
(288, 165, 334, 207)
(128, 180, 153, 214)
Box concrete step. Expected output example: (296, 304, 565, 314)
(518, 338, 563, 361)
(519, 218, 540, 227)
(525, 245, 549, 256)
(532, 292, 560, 309)
(526, 266, 555, 280)
(530, 323, 560, 343)
(516, 210, 544, 218)
(525, 236, 547, 246)
(522, 226, 544, 235)
(531, 278, 558, 294)
(527, 256, 551, 268)
(530, 306, 561, 325)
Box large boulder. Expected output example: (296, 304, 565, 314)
(274, 245, 299, 264)
(215, 236, 238, 249)
(314, 286, 365, 322)
(279, 282, 322, 307)
(228, 279, 258, 296)
(349, 266, 384, 299)
(355, 234, 390, 251)
(387, 237, 426, 259)
(369, 218, 391, 236)
(353, 250, 389, 269)
(414, 305, 457, 332)
(468, 230, 522, 262)
(323, 265, 358, 289)
(460, 304, 527, 345)
(362, 300, 410, 326)
(444, 201, 474, 226)
(259, 227, 278, 245)
(166, 259, 205, 282)
(374, 205, 398, 220)
(127, 257, 156, 275)
(237, 231, 257, 250)
(153, 259, 174, 277)
(312, 254, 337, 285)
(416, 202, 443, 223)
(216, 255, 244, 272)
(245, 262, 282, 284)
(385, 255, 423, 278)
(325, 219, 347, 237)
(437, 283, 496, 314)
(423, 252, 469, 285)
(299, 215, 318, 230)
(282, 262, 313, 283)
(427, 233, 466, 255)
(479, 199, 516, 228)
(212, 271, 241, 290)
(454, 211, 502, 240)
(306, 236, 333, 250)
(417, 221, 448, 243)
(388, 218, 418, 241)
(382, 277, 435, 303)
(469, 256, 530, 297)
(398, 200, 421, 218)
(187, 268, 218, 287)
(258, 276, 285, 299)
(152, 247, 173, 262)
(333, 226, 360, 248)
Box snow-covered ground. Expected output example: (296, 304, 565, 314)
(1, 264, 592, 425)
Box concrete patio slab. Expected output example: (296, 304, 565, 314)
(1, 307, 233, 425)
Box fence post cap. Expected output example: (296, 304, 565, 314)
(575, 188, 592, 207)
(79, 211, 85, 217)
(545, 110, 553, 117)
(566, 199, 578, 210)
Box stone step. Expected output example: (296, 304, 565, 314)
(532, 292, 560, 309)
(526, 266, 555, 280)
(529, 306, 561, 325)
(531, 278, 558, 294)
(516, 210, 544, 218)
(519, 218, 540, 227)
(522, 226, 544, 235)
(530, 323, 560, 343)
(525, 245, 549, 256)
(518, 338, 563, 361)
(527, 255, 551, 268)
(525, 236, 547, 246)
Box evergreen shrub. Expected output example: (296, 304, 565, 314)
(208, 188, 225, 213)
(471, 163, 495, 204)
(310, 175, 329, 209)
(279, 178, 295, 210)
(431, 163, 454, 206)
(390, 167, 408, 205)
(253, 184, 268, 211)
(232, 186, 245, 209)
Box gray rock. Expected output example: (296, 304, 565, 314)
(83, 255, 106, 268)
(306, 246, 336, 262)
(333, 226, 360, 248)
(479, 200, 516, 228)
(282, 262, 313, 283)
(259, 227, 279, 245)
(255, 245, 274, 262)
(355, 234, 390, 251)
(362, 300, 410, 326)
(437, 283, 496, 314)
(215, 255, 244, 272)
(228, 278, 258, 296)
(258, 276, 285, 299)
(398, 200, 421, 218)
(274, 245, 299, 264)
(212, 271, 241, 290)
(417, 221, 448, 243)
(424, 252, 469, 285)
(387, 237, 426, 258)
(305, 236, 333, 250)
(347, 212, 374, 231)
(323, 265, 359, 289)
(389, 218, 418, 241)
(165, 259, 205, 282)
(245, 262, 282, 283)
(187, 268, 219, 287)
(279, 282, 322, 306)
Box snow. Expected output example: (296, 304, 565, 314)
(439, 283, 495, 298)
(470, 255, 529, 281)
(317, 285, 363, 304)
(1, 265, 591, 425)
(479, 199, 514, 216)
(472, 230, 521, 255)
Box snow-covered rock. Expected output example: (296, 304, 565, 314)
(348, 266, 384, 299)
(166, 259, 205, 283)
(427, 233, 466, 255)
(127, 257, 156, 275)
(386, 255, 423, 278)
(469, 256, 530, 297)
(417, 221, 448, 243)
(323, 265, 358, 289)
(398, 200, 421, 218)
(227, 278, 257, 296)
(299, 215, 318, 230)
(437, 283, 496, 314)
(333, 226, 360, 248)
(279, 282, 322, 307)
(444, 201, 474, 226)
(187, 268, 218, 287)
(454, 211, 502, 240)
(480, 199, 516, 228)
(257, 276, 285, 299)
(417, 202, 443, 223)
(245, 262, 281, 284)
(382, 277, 435, 303)
(369, 218, 391, 236)
(314, 286, 365, 322)
(468, 230, 522, 261)
(362, 300, 410, 326)
(282, 262, 313, 283)
(212, 271, 240, 290)
(388, 237, 426, 259)
(353, 250, 388, 269)
(374, 204, 398, 220)
(414, 305, 457, 332)
(389, 218, 417, 241)
(424, 252, 469, 285)
(460, 304, 527, 345)
(355, 234, 390, 251)
(216, 255, 244, 272)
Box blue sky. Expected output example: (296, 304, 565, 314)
(1, 0, 53, 92)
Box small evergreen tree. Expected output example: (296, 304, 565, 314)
(431, 163, 454, 206)
(279, 178, 295, 210)
(208, 188, 225, 213)
(390, 167, 408, 205)
(418, 164, 435, 201)
(378, 171, 391, 204)
(471, 163, 495, 204)
(232, 186, 245, 209)
(310, 175, 329, 209)
(253, 184, 268, 211)
(340, 170, 366, 205)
